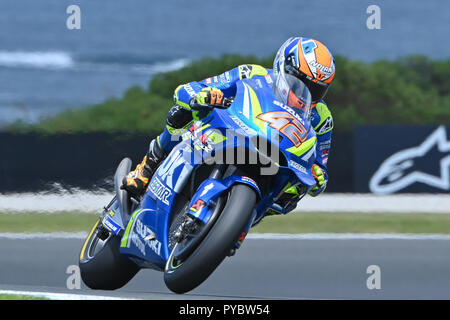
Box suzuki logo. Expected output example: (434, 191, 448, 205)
(370, 126, 450, 194)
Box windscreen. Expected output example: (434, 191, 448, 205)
(273, 70, 312, 120)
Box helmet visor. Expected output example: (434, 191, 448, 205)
(274, 71, 312, 120)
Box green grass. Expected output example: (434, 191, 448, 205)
(252, 212, 450, 234)
(2, 211, 450, 234)
(0, 294, 49, 300)
(0, 211, 98, 233)
(5, 54, 450, 134)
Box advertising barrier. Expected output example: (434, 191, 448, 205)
(355, 125, 450, 194)
(0, 126, 447, 194)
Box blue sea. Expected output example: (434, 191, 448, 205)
(0, 0, 449, 126)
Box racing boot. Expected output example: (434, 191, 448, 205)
(121, 139, 165, 197)
(266, 185, 301, 216)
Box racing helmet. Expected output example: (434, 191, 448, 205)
(273, 37, 335, 106)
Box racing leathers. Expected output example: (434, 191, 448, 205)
(122, 64, 333, 212)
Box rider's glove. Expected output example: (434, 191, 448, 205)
(309, 164, 327, 197)
(189, 87, 226, 120)
(191, 87, 225, 108)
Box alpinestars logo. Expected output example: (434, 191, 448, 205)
(317, 117, 333, 134)
(369, 126, 450, 194)
(239, 65, 253, 79)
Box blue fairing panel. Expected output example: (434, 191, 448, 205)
(187, 176, 261, 224)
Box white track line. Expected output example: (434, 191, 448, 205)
(0, 232, 88, 239)
(247, 233, 450, 240)
(1, 232, 450, 241)
(0, 289, 133, 300)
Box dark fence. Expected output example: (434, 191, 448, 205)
(0, 125, 448, 194)
(0, 133, 151, 193)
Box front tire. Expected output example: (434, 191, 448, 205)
(164, 184, 257, 294)
(79, 218, 140, 290)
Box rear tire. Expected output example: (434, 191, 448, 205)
(79, 219, 140, 290)
(164, 184, 256, 294)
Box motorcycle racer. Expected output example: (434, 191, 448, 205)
(122, 37, 335, 213)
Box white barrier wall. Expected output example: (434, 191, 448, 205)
(1, 192, 449, 213)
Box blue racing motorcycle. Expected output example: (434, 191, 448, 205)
(79, 73, 318, 294)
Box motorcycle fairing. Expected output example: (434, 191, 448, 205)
(227, 79, 317, 189)
(119, 143, 195, 267)
(118, 76, 318, 267)
(186, 175, 261, 224)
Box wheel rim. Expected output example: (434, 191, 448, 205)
(80, 219, 111, 262)
(166, 243, 184, 272)
(86, 231, 111, 260)
(167, 192, 229, 268)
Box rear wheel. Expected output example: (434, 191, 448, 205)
(79, 218, 140, 290)
(164, 184, 256, 294)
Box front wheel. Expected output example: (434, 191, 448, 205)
(164, 184, 257, 294)
(79, 218, 140, 290)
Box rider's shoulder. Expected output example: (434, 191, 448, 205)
(237, 64, 269, 79)
(312, 100, 332, 116)
(311, 100, 333, 134)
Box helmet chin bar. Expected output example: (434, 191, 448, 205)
(285, 63, 329, 105)
(307, 80, 330, 105)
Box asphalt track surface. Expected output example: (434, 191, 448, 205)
(1, 235, 450, 300)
